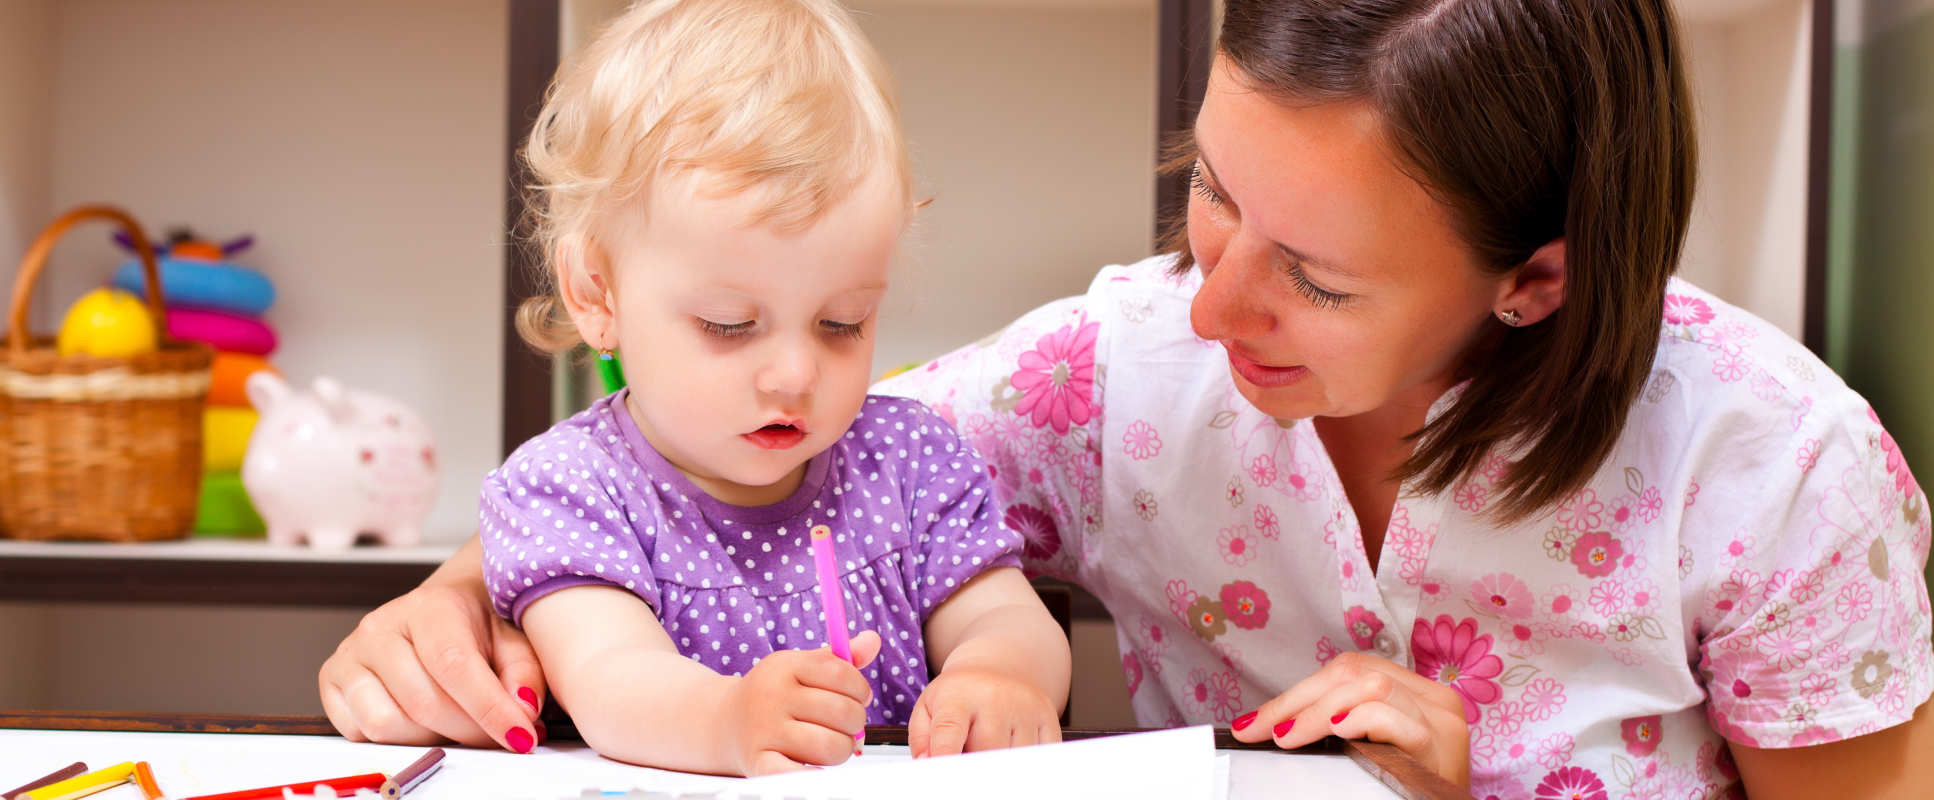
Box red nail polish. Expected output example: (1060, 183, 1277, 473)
(1330, 711, 1349, 725)
(534, 718, 548, 744)
(1232, 711, 1258, 731)
(1273, 718, 1294, 737)
(517, 686, 540, 713)
(506, 727, 534, 754)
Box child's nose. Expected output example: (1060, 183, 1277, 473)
(755, 337, 820, 397)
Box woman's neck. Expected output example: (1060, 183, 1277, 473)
(1311, 377, 1457, 572)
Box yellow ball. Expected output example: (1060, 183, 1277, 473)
(56, 288, 158, 358)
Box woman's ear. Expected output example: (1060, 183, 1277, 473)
(1493, 239, 1566, 327)
(556, 237, 619, 350)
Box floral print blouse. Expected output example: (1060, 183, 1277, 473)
(875, 255, 1932, 799)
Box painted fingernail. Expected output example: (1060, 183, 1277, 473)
(1330, 711, 1349, 725)
(1231, 711, 1258, 731)
(534, 718, 548, 744)
(1273, 718, 1294, 737)
(506, 727, 534, 754)
(517, 686, 540, 713)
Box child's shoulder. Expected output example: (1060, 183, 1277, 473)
(491, 393, 635, 485)
(844, 394, 973, 450)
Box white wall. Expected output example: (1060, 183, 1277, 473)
(1678, 0, 1812, 337)
(45, 0, 508, 543)
(852, 2, 1158, 371)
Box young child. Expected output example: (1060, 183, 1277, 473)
(481, 0, 1071, 777)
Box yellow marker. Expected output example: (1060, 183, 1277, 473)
(17, 762, 136, 800)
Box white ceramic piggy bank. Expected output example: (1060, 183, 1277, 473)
(241, 373, 439, 551)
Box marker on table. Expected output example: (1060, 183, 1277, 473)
(809, 524, 864, 745)
(178, 772, 388, 800)
(3, 763, 87, 800)
(15, 762, 135, 800)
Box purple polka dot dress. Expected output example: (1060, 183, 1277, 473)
(480, 390, 1022, 723)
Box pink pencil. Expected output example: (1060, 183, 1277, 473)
(809, 524, 863, 743)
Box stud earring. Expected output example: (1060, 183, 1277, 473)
(1497, 309, 1522, 326)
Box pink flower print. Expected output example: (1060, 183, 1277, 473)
(1247, 454, 1277, 488)
(1138, 616, 1171, 655)
(1625, 577, 1661, 613)
(1835, 582, 1874, 623)
(1122, 420, 1163, 460)
(1004, 503, 1061, 563)
(1789, 569, 1825, 604)
(1470, 573, 1534, 619)
(1569, 532, 1624, 578)
(1132, 489, 1159, 522)
(1757, 627, 1813, 673)
(1684, 479, 1700, 509)
(1542, 528, 1577, 561)
(1009, 319, 1098, 434)
(1637, 486, 1664, 522)
(1251, 504, 1280, 540)
(1587, 578, 1629, 616)
(1880, 427, 1920, 498)
(1343, 605, 1385, 650)
(1717, 568, 1768, 611)
(1817, 640, 1853, 670)
(1217, 525, 1258, 567)
(1541, 584, 1580, 620)
(1663, 293, 1714, 325)
(1557, 488, 1607, 533)
(1794, 437, 1823, 471)
(1314, 636, 1340, 666)
(1522, 677, 1567, 721)
(1211, 641, 1243, 671)
(1187, 596, 1228, 641)
(1533, 766, 1608, 800)
(1411, 615, 1505, 724)
(1481, 453, 1512, 482)
(1122, 651, 1144, 696)
(1800, 671, 1837, 708)
(1208, 671, 1242, 722)
(1165, 580, 1198, 622)
(1219, 581, 1272, 630)
(1484, 700, 1525, 736)
(1284, 466, 1321, 501)
(1504, 623, 1545, 658)
(1183, 668, 1215, 716)
(1605, 495, 1638, 532)
(1621, 715, 1663, 757)
(1455, 483, 1489, 513)
(1225, 475, 1245, 507)
(1536, 732, 1575, 769)
(1712, 351, 1750, 382)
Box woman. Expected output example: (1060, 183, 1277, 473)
(320, 1, 1933, 795)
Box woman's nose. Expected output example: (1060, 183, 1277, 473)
(1190, 234, 1275, 343)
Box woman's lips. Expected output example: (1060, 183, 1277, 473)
(1225, 347, 1309, 389)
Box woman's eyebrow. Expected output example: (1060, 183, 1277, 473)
(1195, 143, 1365, 282)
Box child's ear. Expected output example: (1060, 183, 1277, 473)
(556, 237, 619, 350)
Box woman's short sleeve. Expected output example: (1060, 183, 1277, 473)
(1693, 394, 1933, 748)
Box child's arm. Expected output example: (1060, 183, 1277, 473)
(521, 584, 882, 775)
(910, 566, 1072, 757)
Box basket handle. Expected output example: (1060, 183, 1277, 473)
(7, 205, 169, 357)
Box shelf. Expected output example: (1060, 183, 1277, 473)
(0, 539, 456, 608)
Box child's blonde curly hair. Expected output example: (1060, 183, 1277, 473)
(515, 0, 910, 353)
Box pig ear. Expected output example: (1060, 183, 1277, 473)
(312, 377, 355, 423)
(245, 372, 290, 411)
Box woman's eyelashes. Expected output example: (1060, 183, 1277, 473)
(1193, 161, 1354, 310)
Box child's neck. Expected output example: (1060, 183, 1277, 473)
(622, 390, 811, 508)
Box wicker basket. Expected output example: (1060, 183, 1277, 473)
(0, 205, 214, 541)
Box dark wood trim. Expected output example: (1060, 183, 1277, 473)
(1, 712, 1469, 799)
(1154, 0, 1214, 245)
(501, 0, 562, 458)
(1802, 0, 1834, 355)
(0, 555, 435, 608)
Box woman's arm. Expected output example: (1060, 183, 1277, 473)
(521, 584, 884, 776)
(1731, 699, 1934, 799)
(908, 567, 1072, 757)
(318, 533, 547, 751)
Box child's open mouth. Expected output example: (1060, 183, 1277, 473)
(743, 422, 806, 450)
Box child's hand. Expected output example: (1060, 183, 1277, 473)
(908, 666, 1061, 757)
(720, 630, 883, 776)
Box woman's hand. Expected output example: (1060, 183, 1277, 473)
(1229, 651, 1472, 788)
(720, 631, 883, 776)
(318, 537, 546, 752)
(908, 665, 1062, 757)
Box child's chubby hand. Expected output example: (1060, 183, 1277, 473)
(720, 630, 882, 776)
(908, 665, 1062, 758)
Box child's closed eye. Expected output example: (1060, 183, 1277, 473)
(820, 319, 867, 340)
(698, 318, 756, 338)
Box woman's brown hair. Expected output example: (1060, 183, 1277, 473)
(1161, 0, 1697, 522)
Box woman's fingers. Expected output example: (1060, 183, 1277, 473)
(406, 594, 539, 752)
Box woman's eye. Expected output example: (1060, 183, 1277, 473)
(1190, 162, 1224, 208)
(698, 319, 756, 338)
(820, 320, 866, 340)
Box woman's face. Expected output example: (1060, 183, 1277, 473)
(1187, 57, 1507, 422)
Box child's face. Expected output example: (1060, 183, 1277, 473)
(607, 168, 905, 506)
